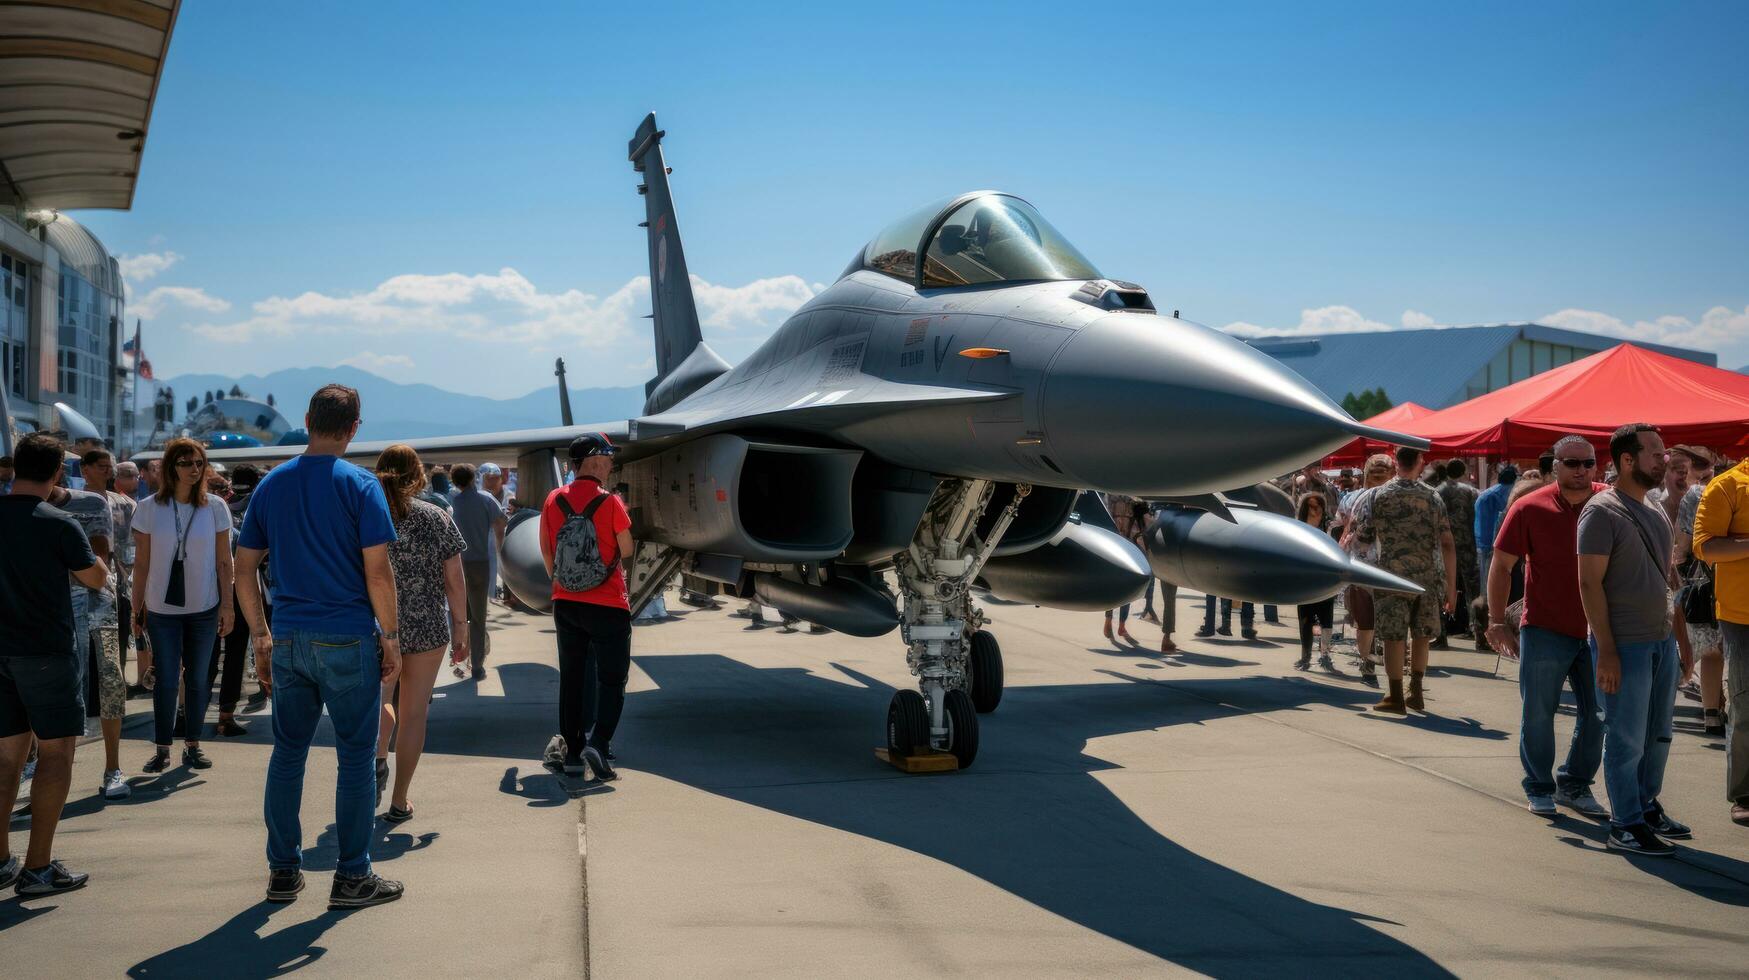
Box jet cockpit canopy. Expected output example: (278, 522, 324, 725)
(854, 192, 1100, 289)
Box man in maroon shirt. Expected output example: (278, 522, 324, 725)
(539, 433, 634, 782)
(1485, 435, 1610, 819)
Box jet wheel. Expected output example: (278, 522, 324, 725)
(968, 630, 1003, 713)
(942, 689, 979, 769)
(886, 690, 930, 757)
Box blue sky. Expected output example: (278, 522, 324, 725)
(78, 0, 1749, 396)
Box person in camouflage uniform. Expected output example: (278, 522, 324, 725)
(1437, 458, 1482, 641)
(1358, 447, 1457, 714)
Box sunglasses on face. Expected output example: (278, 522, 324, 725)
(1559, 457, 1596, 469)
(174, 458, 207, 469)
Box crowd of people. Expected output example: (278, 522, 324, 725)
(0, 383, 631, 908)
(1103, 428, 1749, 854)
(2, 384, 1746, 908)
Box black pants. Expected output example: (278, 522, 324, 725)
(208, 590, 250, 713)
(1298, 598, 1336, 655)
(554, 599, 632, 759)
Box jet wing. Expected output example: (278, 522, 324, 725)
(142, 379, 1012, 467)
(137, 420, 633, 468)
(629, 377, 1017, 439)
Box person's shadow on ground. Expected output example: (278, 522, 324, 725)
(127, 901, 344, 978)
(498, 765, 612, 807)
(296, 821, 437, 872)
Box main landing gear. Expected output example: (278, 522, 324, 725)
(886, 479, 1026, 770)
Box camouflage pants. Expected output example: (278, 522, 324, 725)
(86, 591, 126, 721)
(93, 625, 126, 721)
(1375, 586, 1442, 642)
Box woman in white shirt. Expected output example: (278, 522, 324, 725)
(131, 438, 234, 773)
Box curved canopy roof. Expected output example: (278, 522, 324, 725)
(0, 0, 181, 210)
(856, 192, 1100, 288)
(42, 213, 121, 293)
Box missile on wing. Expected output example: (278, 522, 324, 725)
(977, 519, 1150, 611)
(1144, 506, 1423, 605)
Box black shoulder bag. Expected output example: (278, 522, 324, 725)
(1677, 561, 1717, 627)
(163, 499, 196, 607)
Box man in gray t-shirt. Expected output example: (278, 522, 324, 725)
(449, 463, 506, 679)
(1576, 423, 1691, 853)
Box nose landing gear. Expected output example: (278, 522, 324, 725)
(884, 479, 1027, 771)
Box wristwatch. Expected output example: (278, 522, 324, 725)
(380, 630, 400, 642)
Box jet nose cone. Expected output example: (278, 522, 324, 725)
(1042, 313, 1424, 495)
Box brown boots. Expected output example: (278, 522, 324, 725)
(1373, 673, 1426, 714)
(1372, 678, 1407, 714)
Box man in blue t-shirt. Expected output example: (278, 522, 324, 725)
(235, 383, 404, 911)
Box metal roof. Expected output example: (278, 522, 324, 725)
(1242, 323, 1718, 410)
(41, 212, 120, 293)
(0, 0, 181, 210)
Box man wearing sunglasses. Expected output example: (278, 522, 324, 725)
(1487, 435, 1609, 820)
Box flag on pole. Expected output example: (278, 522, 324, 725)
(125, 319, 154, 380)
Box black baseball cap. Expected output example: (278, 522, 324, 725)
(568, 432, 619, 461)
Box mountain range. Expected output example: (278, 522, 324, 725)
(139, 365, 646, 441)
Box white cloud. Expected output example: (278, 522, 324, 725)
(1540, 305, 1749, 356)
(1221, 305, 1396, 338)
(117, 250, 181, 282)
(133, 285, 231, 320)
(185, 268, 820, 348)
(338, 351, 415, 374)
(1401, 309, 1436, 328)
(692, 275, 824, 331)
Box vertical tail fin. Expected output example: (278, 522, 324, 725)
(629, 113, 703, 384)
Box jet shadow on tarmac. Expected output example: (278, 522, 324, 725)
(620, 652, 1459, 976)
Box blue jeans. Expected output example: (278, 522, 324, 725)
(265, 630, 382, 876)
(1517, 626, 1603, 797)
(1592, 634, 1678, 831)
(69, 589, 90, 709)
(145, 604, 219, 746)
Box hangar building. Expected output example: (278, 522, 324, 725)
(1243, 323, 1717, 411)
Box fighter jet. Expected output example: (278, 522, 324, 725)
(176, 113, 1426, 769)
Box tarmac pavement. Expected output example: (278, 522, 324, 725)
(5, 591, 1747, 977)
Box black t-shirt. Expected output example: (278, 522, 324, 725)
(0, 495, 98, 659)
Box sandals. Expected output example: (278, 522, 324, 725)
(383, 803, 414, 824)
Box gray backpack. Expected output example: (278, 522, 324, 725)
(553, 492, 613, 592)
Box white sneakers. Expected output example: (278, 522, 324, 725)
(102, 769, 131, 800)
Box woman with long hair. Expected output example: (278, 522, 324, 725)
(373, 445, 468, 821)
(1294, 492, 1338, 671)
(131, 438, 234, 773)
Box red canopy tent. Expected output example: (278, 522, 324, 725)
(1341, 343, 1749, 459)
(1325, 402, 1432, 465)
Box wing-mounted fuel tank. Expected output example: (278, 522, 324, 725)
(622, 434, 861, 562)
(1145, 505, 1423, 605)
(499, 510, 552, 613)
(976, 492, 1150, 610)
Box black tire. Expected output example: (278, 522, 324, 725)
(968, 630, 1003, 713)
(886, 690, 930, 757)
(943, 689, 979, 769)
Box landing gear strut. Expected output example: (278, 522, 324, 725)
(887, 479, 1027, 770)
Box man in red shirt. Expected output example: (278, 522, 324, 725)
(539, 434, 634, 781)
(1485, 435, 1609, 819)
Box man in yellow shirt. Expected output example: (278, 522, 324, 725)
(1692, 456, 1749, 827)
